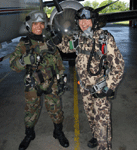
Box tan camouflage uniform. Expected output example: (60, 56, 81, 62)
(58, 29, 125, 150)
(10, 37, 65, 128)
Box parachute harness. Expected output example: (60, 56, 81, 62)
(78, 30, 110, 96)
(21, 36, 56, 94)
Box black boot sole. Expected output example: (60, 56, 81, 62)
(19, 137, 35, 150)
(53, 132, 69, 148)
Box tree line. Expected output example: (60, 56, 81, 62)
(45, 0, 129, 15)
(83, 0, 129, 13)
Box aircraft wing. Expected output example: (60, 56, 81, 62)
(98, 10, 137, 27)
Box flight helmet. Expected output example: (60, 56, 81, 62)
(25, 10, 48, 32)
(75, 7, 99, 30)
(75, 0, 119, 30)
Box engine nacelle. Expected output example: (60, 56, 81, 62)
(49, 1, 83, 35)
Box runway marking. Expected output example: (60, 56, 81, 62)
(73, 68, 80, 150)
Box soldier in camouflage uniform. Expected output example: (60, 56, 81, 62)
(58, 6, 125, 150)
(9, 10, 69, 150)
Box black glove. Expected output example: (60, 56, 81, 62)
(52, 31, 62, 45)
(106, 89, 115, 100)
(93, 88, 115, 100)
(93, 91, 106, 98)
(57, 74, 67, 96)
(47, 31, 62, 49)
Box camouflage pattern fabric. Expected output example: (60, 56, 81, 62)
(25, 78, 63, 128)
(9, 38, 65, 78)
(80, 87, 112, 150)
(58, 29, 125, 150)
(58, 29, 125, 91)
(9, 36, 65, 128)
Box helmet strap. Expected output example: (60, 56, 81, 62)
(26, 22, 31, 32)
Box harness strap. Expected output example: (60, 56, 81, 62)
(77, 49, 91, 55)
(77, 31, 110, 98)
(20, 36, 32, 54)
(87, 39, 107, 76)
(36, 70, 44, 83)
(36, 67, 56, 96)
(21, 36, 56, 95)
(44, 66, 56, 94)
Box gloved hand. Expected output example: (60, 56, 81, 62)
(52, 31, 62, 45)
(93, 88, 115, 100)
(106, 89, 115, 100)
(57, 74, 67, 96)
(42, 27, 52, 41)
(47, 31, 62, 49)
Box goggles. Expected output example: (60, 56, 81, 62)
(79, 9, 91, 19)
(31, 12, 46, 22)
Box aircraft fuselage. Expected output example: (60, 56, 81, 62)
(0, 0, 40, 44)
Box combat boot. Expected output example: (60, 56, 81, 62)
(53, 123, 69, 148)
(19, 127, 35, 150)
(87, 138, 98, 148)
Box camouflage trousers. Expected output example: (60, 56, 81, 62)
(80, 86, 112, 150)
(24, 78, 64, 128)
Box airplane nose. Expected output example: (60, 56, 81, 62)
(52, 8, 78, 35)
(50, 0, 83, 35)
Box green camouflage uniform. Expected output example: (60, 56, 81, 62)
(58, 29, 125, 150)
(9, 36, 65, 128)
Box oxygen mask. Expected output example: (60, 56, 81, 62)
(82, 27, 94, 39)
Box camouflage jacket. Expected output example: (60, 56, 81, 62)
(9, 36, 65, 90)
(58, 29, 125, 91)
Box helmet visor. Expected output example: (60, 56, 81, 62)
(79, 9, 91, 19)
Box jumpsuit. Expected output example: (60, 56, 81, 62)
(9, 35, 65, 128)
(58, 28, 125, 150)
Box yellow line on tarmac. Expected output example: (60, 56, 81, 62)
(73, 68, 80, 150)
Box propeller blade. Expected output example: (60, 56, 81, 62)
(53, 0, 63, 12)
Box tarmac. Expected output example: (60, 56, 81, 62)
(0, 23, 137, 150)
